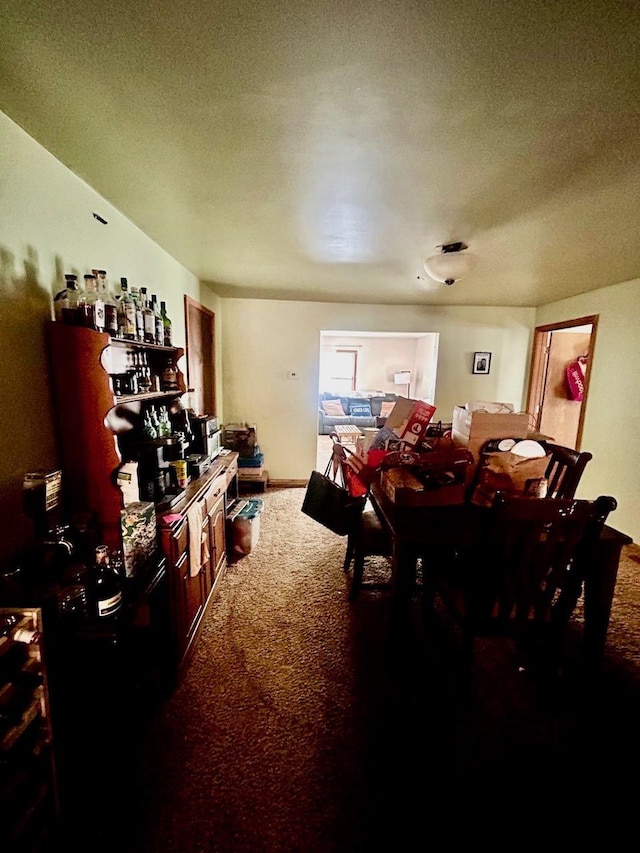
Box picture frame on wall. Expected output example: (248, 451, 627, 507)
(473, 351, 491, 375)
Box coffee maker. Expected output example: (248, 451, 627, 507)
(137, 437, 190, 502)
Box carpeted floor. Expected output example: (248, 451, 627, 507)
(61, 442, 640, 850)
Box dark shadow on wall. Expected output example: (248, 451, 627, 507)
(0, 245, 63, 568)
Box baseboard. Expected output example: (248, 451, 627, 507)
(268, 479, 308, 488)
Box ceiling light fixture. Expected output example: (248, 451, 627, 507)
(423, 241, 478, 286)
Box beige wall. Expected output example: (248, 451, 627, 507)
(220, 299, 535, 481)
(536, 279, 640, 540)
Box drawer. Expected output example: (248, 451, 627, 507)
(225, 459, 238, 481)
(204, 474, 226, 513)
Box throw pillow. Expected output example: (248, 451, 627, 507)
(379, 400, 396, 418)
(349, 403, 372, 417)
(322, 399, 346, 416)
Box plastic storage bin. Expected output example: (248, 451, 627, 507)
(228, 498, 264, 559)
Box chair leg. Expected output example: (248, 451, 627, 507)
(343, 533, 354, 573)
(349, 552, 365, 602)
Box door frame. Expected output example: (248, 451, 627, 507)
(184, 295, 216, 416)
(525, 314, 598, 450)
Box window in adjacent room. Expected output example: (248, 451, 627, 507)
(320, 348, 358, 393)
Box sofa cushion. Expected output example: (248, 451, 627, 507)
(348, 402, 372, 417)
(322, 399, 346, 416)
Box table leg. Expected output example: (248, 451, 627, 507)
(582, 534, 627, 666)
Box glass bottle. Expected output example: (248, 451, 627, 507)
(77, 274, 105, 331)
(161, 358, 179, 391)
(53, 274, 79, 324)
(158, 406, 172, 438)
(97, 269, 118, 337)
(117, 278, 137, 340)
(93, 545, 123, 618)
(151, 294, 164, 346)
(160, 300, 173, 346)
(140, 287, 155, 344)
(130, 287, 145, 342)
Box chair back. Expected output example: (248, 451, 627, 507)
(465, 493, 616, 639)
(539, 441, 592, 499)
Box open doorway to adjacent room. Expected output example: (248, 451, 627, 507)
(316, 330, 439, 468)
(526, 315, 597, 450)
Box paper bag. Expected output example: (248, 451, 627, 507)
(471, 451, 549, 507)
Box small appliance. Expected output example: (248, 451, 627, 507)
(190, 415, 222, 461)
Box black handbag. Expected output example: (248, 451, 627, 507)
(301, 458, 366, 536)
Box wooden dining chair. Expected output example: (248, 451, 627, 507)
(342, 506, 393, 601)
(538, 441, 592, 499)
(423, 492, 617, 676)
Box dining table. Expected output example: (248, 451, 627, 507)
(368, 479, 633, 667)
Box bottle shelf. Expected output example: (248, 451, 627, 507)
(107, 335, 179, 353)
(112, 390, 183, 405)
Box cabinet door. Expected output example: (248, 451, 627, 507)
(210, 499, 227, 579)
(177, 549, 204, 647)
(201, 512, 213, 600)
(166, 520, 202, 657)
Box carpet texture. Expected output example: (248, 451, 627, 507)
(98, 478, 640, 852)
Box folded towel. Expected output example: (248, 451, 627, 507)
(186, 501, 209, 577)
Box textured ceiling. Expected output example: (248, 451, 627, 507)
(2, 0, 639, 306)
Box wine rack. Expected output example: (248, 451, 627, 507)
(0, 607, 58, 852)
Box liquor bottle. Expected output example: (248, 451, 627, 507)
(117, 278, 137, 340)
(160, 300, 173, 346)
(130, 287, 145, 342)
(97, 269, 118, 337)
(53, 274, 79, 324)
(140, 287, 155, 344)
(0, 614, 41, 645)
(161, 357, 179, 391)
(151, 294, 164, 346)
(158, 406, 172, 438)
(77, 274, 105, 332)
(92, 545, 123, 618)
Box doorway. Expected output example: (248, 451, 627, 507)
(526, 315, 598, 450)
(184, 296, 216, 417)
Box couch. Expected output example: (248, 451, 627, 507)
(318, 391, 400, 435)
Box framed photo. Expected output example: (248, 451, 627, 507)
(472, 351, 491, 375)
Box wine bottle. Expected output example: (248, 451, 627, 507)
(160, 301, 173, 346)
(151, 294, 164, 346)
(93, 545, 123, 618)
(0, 614, 41, 645)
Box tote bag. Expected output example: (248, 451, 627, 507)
(301, 458, 366, 536)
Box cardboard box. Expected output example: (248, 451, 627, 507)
(451, 406, 529, 462)
(120, 501, 157, 577)
(223, 423, 257, 457)
(380, 468, 467, 507)
(238, 466, 265, 478)
(385, 397, 437, 450)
